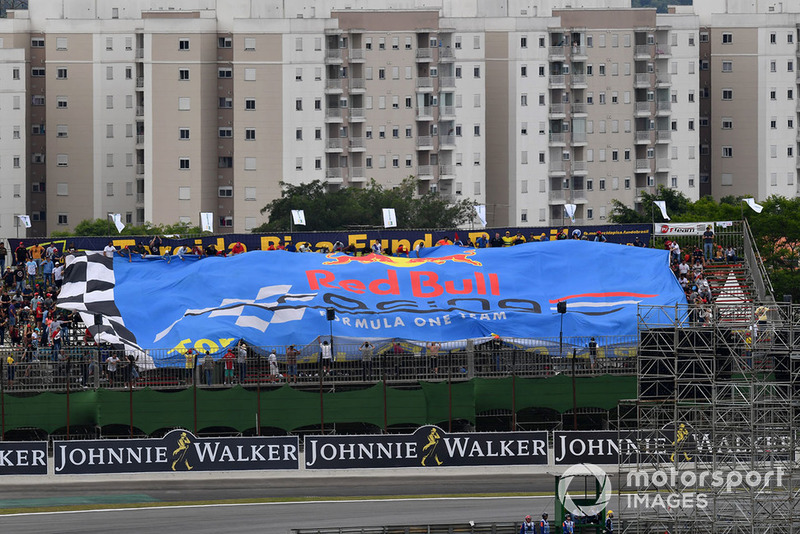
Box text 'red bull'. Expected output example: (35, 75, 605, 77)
(306, 269, 500, 298)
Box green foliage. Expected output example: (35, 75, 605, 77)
(254, 178, 477, 232)
(51, 219, 205, 237)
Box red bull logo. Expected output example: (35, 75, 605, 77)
(322, 251, 482, 268)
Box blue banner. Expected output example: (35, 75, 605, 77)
(59, 240, 683, 365)
(20, 224, 651, 257)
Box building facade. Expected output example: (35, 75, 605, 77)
(0, 0, 795, 237)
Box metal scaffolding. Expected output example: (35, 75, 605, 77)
(618, 302, 800, 533)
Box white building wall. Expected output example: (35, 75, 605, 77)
(662, 16, 701, 201)
(0, 48, 27, 236)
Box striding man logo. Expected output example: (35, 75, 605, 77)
(421, 427, 443, 467)
(171, 431, 194, 471)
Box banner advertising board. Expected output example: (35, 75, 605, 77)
(0, 442, 48, 475)
(54, 429, 299, 475)
(304, 425, 548, 469)
(653, 222, 713, 236)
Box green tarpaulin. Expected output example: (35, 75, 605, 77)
(1, 375, 635, 435)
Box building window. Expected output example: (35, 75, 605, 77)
(56, 154, 68, 167)
(57, 96, 68, 109)
(219, 97, 233, 109)
(179, 68, 189, 80)
(179, 39, 190, 50)
(218, 68, 232, 78)
(722, 89, 733, 100)
(473, 66, 480, 78)
(57, 67, 68, 79)
(179, 128, 190, 140)
(31, 38, 44, 48)
(178, 97, 190, 110)
(722, 33, 732, 44)
(179, 158, 190, 169)
(32, 68, 45, 77)
(244, 157, 256, 171)
(219, 127, 232, 138)
(245, 99, 255, 110)
(245, 38, 256, 51)
(58, 214, 69, 225)
(722, 146, 733, 158)
(245, 128, 256, 140)
(219, 37, 232, 48)
(244, 68, 256, 81)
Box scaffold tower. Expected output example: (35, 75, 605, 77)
(618, 302, 800, 533)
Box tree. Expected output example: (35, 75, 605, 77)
(254, 178, 477, 232)
(51, 219, 205, 237)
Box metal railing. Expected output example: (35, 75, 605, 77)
(0, 335, 637, 393)
(291, 523, 521, 534)
(743, 218, 774, 302)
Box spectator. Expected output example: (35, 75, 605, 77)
(360, 341, 374, 380)
(29, 242, 44, 269)
(53, 262, 64, 289)
(427, 341, 440, 375)
(202, 351, 214, 386)
(222, 348, 236, 385)
(475, 233, 488, 248)
(286, 345, 299, 383)
(25, 259, 38, 288)
(370, 241, 383, 254)
(230, 242, 245, 255)
(702, 225, 715, 261)
(633, 236, 645, 247)
(320, 340, 332, 375)
(502, 231, 515, 247)
(725, 246, 737, 263)
(106, 351, 120, 387)
(13, 242, 27, 266)
(268, 349, 279, 380)
(594, 231, 607, 243)
(0, 241, 6, 271)
(489, 232, 504, 248)
(237, 341, 248, 383)
(148, 235, 162, 255)
(103, 241, 116, 259)
(41, 258, 54, 288)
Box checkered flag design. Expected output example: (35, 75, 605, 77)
(57, 252, 147, 360)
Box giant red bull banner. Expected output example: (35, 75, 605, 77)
(58, 240, 683, 366)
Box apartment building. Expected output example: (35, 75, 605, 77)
(0, 46, 27, 234)
(0, 0, 794, 237)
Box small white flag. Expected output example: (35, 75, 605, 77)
(108, 213, 125, 233)
(743, 198, 763, 214)
(200, 212, 214, 233)
(382, 208, 397, 228)
(654, 200, 670, 221)
(17, 215, 31, 228)
(291, 210, 306, 226)
(474, 205, 487, 228)
(564, 203, 577, 223)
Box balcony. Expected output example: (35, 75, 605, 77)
(416, 48, 433, 61)
(418, 165, 435, 178)
(571, 103, 587, 115)
(635, 186, 655, 199)
(548, 189, 567, 203)
(549, 103, 566, 117)
(325, 167, 345, 182)
(416, 136, 434, 149)
(136, 134, 144, 145)
(439, 135, 456, 149)
(325, 49, 343, 63)
(416, 106, 434, 120)
(346, 108, 364, 122)
(135, 48, 144, 59)
(655, 46, 670, 57)
(548, 46, 567, 60)
(350, 166, 366, 181)
(549, 74, 566, 88)
(440, 105, 456, 118)
(325, 138, 344, 152)
(634, 73, 651, 88)
(325, 78, 346, 93)
(635, 130, 652, 144)
(349, 78, 366, 92)
(549, 161, 566, 175)
(349, 137, 366, 151)
(440, 165, 455, 177)
(634, 44, 653, 59)
(325, 108, 343, 122)
(571, 132, 587, 145)
(439, 76, 456, 89)
(549, 132, 567, 145)
(656, 159, 670, 172)
(570, 74, 587, 87)
(349, 48, 365, 62)
(416, 77, 433, 91)
(136, 76, 144, 88)
(635, 159, 652, 173)
(136, 193, 144, 204)
(656, 130, 671, 142)
(439, 48, 455, 62)
(635, 101, 652, 116)
(656, 76, 671, 87)
(136, 106, 144, 117)
(657, 101, 671, 115)
(572, 161, 588, 174)
(136, 164, 144, 175)
(570, 45, 587, 59)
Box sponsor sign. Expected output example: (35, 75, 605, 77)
(54, 429, 298, 475)
(0, 442, 48, 475)
(304, 425, 548, 469)
(653, 222, 713, 236)
(21, 224, 651, 256)
(554, 431, 674, 465)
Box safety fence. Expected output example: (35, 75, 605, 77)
(291, 523, 521, 534)
(0, 335, 637, 393)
